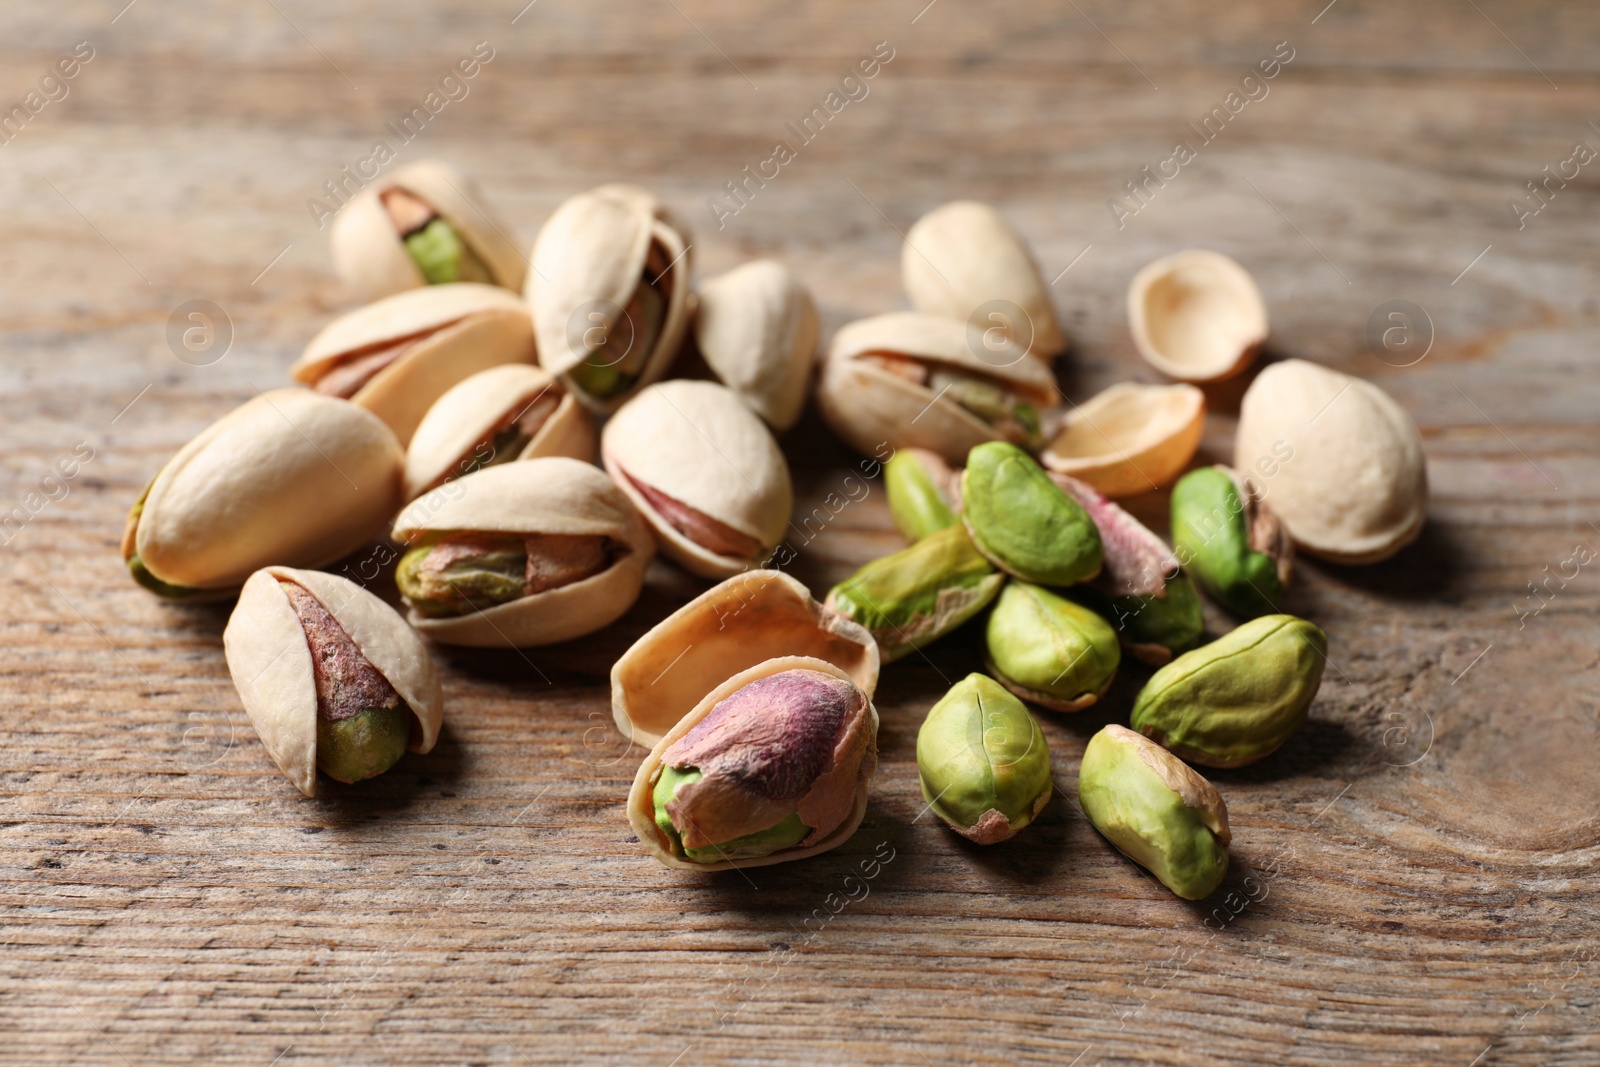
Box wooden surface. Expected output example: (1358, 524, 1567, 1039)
(4, 2, 1599, 1064)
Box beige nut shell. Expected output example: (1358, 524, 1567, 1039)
(223, 566, 444, 798)
(1041, 381, 1205, 497)
(329, 160, 527, 302)
(602, 380, 793, 580)
(1128, 249, 1268, 383)
(902, 200, 1065, 358)
(1235, 359, 1427, 564)
(392, 457, 654, 647)
(611, 570, 880, 748)
(403, 363, 595, 500)
(293, 283, 536, 446)
(693, 260, 820, 431)
(627, 656, 879, 872)
(129, 389, 402, 591)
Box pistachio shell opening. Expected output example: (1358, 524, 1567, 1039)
(1128, 249, 1267, 382)
(693, 260, 819, 431)
(1040, 382, 1205, 498)
(985, 582, 1120, 711)
(917, 674, 1052, 844)
(961, 441, 1102, 586)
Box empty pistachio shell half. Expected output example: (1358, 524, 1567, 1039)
(1131, 614, 1327, 768)
(612, 569, 879, 748)
(902, 201, 1065, 359)
(1171, 466, 1292, 618)
(1235, 359, 1427, 564)
(825, 524, 1004, 663)
(1079, 724, 1230, 900)
(528, 183, 692, 412)
(628, 657, 878, 870)
(329, 160, 527, 302)
(223, 567, 443, 797)
(1040, 381, 1205, 497)
(985, 582, 1120, 711)
(403, 363, 595, 500)
(961, 441, 1102, 586)
(816, 311, 1060, 464)
(392, 457, 654, 647)
(1128, 249, 1267, 383)
(123, 390, 403, 598)
(885, 448, 962, 543)
(293, 283, 536, 446)
(917, 674, 1052, 845)
(603, 380, 793, 580)
(693, 260, 819, 431)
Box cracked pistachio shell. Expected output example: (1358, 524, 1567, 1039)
(1040, 381, 1205, 498)
(293, 283, 537, 446)
(985, 582, 1120, 712)
(1236, 359, 1427, 564)
(602, 380, 793, 580)
(330, 160, 528, 302)
(1080, 724, 1230, 900)
(527, 183, 693, 412)
(961, 442, 1102, 586)
(628, 656, 878, 871)
(885, 448, 961, 542)
(611, 570, 879, 748)
(693, 260, 819, 431)
(403, 363, 595, 500)
(917, 674, 1052, 844)
(1131, 614, 1327, 768)
(902, 201, 1065, 359)
(816, 312, 1060, 464)
(123, 390, 403, 595)
(1128, 249, 1267, 383)
(1171, 466, 1292, 618)
(824, 524, 1004, 663)
(223, 567, 443, 797)
(392, 457, 654, 647)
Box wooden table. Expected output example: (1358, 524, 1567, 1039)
(4, 2, 1597, 1063)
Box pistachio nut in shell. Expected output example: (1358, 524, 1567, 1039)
(693, 260, 819, 431)
(329, 159, 527, 302)
(902, 201, 1065, 359)
(1040, 381, 1204, 498)
(1079, 724, 1230, 900)
(917, 674, 1052, 845)
(223, 567, 443, 797)
(816, 312, 1059, 464)
(612, 570, 879, 748)
(1235, 359, 1426, 564)
(392, 457, 654, 647)
(292, 283, 536, 446)
(403, 363, 595, 500)
(603, 380, 792, 580)
(985, 582, 1120, 711)
(1131, 614, 1327, 768)
(1127, 249, 1267, 383)
(628, 657, 878, 871)
(1170, 466, 1292, 618)
(527, 183, 692, 412)
(123, 390, 403, 598)
(961, 441, 1102, 586)
(885, 447, 962, 542)
(824, 524, 1004, 663)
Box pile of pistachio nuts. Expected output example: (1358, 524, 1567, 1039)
(123, 162, 1427, 899)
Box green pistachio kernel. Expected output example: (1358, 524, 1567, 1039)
(1171, 467, 1288, 618)
(960, 441, 1102, 586)
(985, 582, 1120, 711)
(317, 705, 412, 784)
(1069, 574, 1206, 667)
(885, 449, 960, 542)
(916, 674, 1052, 845)
(405, 218, 467, 284)
(653, 765, 810, 863)
(395, 537, 528, 618)
(568, 276, 666, 399)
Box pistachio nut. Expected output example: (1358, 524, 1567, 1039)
(527, 183, 693, 412)
(885, 447, 961, 542)
(1069, 575, 1205, 668)
(960, 441, 1102, 586)
(816, 312, 1059, 464)
(1235, 359, 1427, 564)
(984, 582, 1119, 711)
(1131, 614, 1327, 768)
(612, 569, 879, 748)
(392, 457, 654, 647)
(292, 283, 536, 446)
(1040, 381, 1205, 498)
(902, 201, 1066, 359)
(1079, 724, 1230, 900)
(1128, 249, 1267, 383)
(123, 390, 403, 598)
(1170, 466, 1292, 618)
(824, 524, 1004, 663)
(602, 380, 793, 580)
(917, 674, 1052, 844)
(329, 160, 527, 302)
(403, 363, 595, 500)
(223, 567, 443, 796)
(693, 260, 819, 431)
(628, 657, 878, 870)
